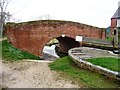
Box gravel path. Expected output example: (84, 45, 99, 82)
(1, 60, 80, 88)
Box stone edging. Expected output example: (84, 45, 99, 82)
(68, 48, 120, 80)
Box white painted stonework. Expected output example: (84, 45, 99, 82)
(43, 45, 59, 58)
(75, 36, 83, 42)
(117, 19, 120, 27)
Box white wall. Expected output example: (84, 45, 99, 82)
(117, 19, 120, 27)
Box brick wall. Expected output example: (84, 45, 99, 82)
(111, 19, 117, 36)
(6, 20, 105, 57)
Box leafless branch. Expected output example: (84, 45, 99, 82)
(4, 0, 11, 12)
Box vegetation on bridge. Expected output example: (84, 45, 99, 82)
(49, 56, 118, 88)
(6, 20, 104, 30)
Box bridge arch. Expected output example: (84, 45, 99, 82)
(6, 20, 105, 57)
(42, 35, 80, 57)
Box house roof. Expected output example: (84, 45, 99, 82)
(112, 7, 120, 19)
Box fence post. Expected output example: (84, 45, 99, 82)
(113, 28, 118, 48)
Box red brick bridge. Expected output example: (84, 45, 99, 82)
(6, 20, 105, 57)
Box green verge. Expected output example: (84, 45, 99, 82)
(106, 37, 113, 41)
(86, 57, 119, 72)
(49, 56, 118, 88)
(1, 40, 41, 61)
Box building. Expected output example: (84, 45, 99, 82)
(110, 4, 120, 37)
(110, 3, 120, 47)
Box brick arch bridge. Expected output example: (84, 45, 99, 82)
(6, 20, 105, 57)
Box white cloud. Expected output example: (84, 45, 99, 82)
(7, 0, 119, 28)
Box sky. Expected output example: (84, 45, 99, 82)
(6, 0, 119, 28)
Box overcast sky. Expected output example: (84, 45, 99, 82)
(7, 0, 119, 28)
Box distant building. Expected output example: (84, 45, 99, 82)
(110, 6, 120, 37)
(110, 2, 120, 47)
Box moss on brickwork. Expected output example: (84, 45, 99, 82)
(6, 20, 103, 29)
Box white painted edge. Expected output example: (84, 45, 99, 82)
(75, 36, 83, 42)
(23, 59, 53, 63)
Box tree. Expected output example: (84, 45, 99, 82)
(33, 14, 51, 21)
(0, 0, 11, 36)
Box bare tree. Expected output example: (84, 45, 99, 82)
(32, 14, 51, 21)
(44, 14, 51, 20)
(0, 0, 11, 36)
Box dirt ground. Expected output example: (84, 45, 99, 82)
(1, 60, 80, 88)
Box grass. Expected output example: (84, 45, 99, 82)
(1, 40, 41, 61)
(106, 37, 113, 41)
(86, 57, 119, 72)
(49, 56, 118, 88)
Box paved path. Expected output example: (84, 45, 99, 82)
(70, 47, 118, 59)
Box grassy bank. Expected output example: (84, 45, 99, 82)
(1, 40, 41, 61)
(86, 57, 119, 72)
(49, 56, 118, 88)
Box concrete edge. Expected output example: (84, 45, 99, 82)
(68, 47, 120, 80)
